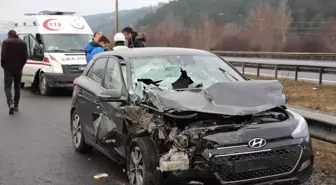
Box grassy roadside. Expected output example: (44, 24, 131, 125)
(246, 75, 336, 113)
(247, 75, 336, 183)
(311, 139, 336, 184)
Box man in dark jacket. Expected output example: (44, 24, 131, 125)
(1, 30, 28, 114)
(122, 27, 146, 48)
(85, 31, 103, 63)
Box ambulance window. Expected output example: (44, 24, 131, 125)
(35, 34, 42, 44)
(18, 34, 31, 57)
(28, 35, 42, 59)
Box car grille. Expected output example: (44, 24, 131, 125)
(211, 145, 302, 183)
(62, 65, 86, 74)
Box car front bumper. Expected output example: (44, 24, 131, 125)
(166, 138, 314, 185)
(209, 138, 314, 185)
(44, 72, 81, 88)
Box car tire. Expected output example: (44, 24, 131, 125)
(20, 82, 25, 89)
(127, 137, 162, 185)
(71, 110, 92, 153)
(39, 73, 52, 96)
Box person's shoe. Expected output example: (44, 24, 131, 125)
(14, 106, 19, 112)
(9, 104, 15, 115)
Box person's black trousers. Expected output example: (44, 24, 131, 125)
(3, 69, 22, 107)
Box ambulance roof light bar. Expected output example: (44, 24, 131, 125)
(24, 11, 76, 16)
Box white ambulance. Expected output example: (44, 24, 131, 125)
(14, 11, 93, 95)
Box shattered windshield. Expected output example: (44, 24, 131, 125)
(130, 54, 245, 91)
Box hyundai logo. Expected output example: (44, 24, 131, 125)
(248, 138, 267, 149)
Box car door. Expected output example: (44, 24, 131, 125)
(95, 56, 129, 156)
(77, 57, 107, 142)
(18, 34, 44, 83)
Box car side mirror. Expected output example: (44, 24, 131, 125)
(97, 89, 124, 102)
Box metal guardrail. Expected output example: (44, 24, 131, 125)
(288, 106, 336, 144)
(214, 51, 336, 61)
(220, 58, 336, 84)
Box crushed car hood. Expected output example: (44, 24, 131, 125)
(144, 80, 286, 116)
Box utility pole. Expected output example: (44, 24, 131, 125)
(115, 0, 119, 33)
(279, 0, 289, 45)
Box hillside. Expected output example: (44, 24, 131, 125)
(84, 3, 166, 37)
(136, 0, 336, 29)
(134, 0, 336, 52)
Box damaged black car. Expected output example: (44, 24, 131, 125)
(70, 47, 314, 185)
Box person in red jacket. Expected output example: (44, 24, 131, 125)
(1, 30, 28, 115)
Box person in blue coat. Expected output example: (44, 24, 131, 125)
(85, 35, 110, 63)
(85, 31, 103, 63)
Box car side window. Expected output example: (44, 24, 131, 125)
(103, 57, 124, 91)
(88, 58, 107, 84)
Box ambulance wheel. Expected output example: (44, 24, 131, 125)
(20, 82, 25, 89)
(39, 73, 52, 96)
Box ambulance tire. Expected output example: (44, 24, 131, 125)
(39, 73, 52, 96)
(20, 82, 25, 89)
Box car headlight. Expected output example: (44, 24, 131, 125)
(287, 110, 310, 141)
(51, 61, 63, 73)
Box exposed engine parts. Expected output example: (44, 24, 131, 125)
(159, 146, 189, 172)
(115, 104, 289, 173)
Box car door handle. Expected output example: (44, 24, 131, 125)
(78, 89, 83, 95)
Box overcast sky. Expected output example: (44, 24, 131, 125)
(0, 0, 168, 22)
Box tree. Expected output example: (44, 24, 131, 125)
(249, 2, 278, 51)
(190, 15, 222, 50)
(277, 0, 292, 45)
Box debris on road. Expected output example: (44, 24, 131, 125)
(93, 173, 108, 179)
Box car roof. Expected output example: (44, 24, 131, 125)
(94, 47, 213, 59)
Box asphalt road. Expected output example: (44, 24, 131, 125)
(0, 70, 128, 185)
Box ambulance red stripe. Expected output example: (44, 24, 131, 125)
(26, 61, 51, 66)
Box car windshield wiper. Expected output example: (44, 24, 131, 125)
(219, 67, 238, 81)
(47, 49, 67, 52)
(70, 49, 85, 52)
(137, 78, 163, 86)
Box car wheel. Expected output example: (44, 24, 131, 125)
(20, 82, 25, 89)
(127, 137, 162, 185)
(39, 73, 52, 96)
(71, 110, 92, 153)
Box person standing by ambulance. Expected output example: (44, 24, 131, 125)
(121, 27, 146, 48)
(112, 33, 129, 50)
(86, 36, 110, 62)
(85, 31, 104, 63)
(1, 30, 28, 115)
